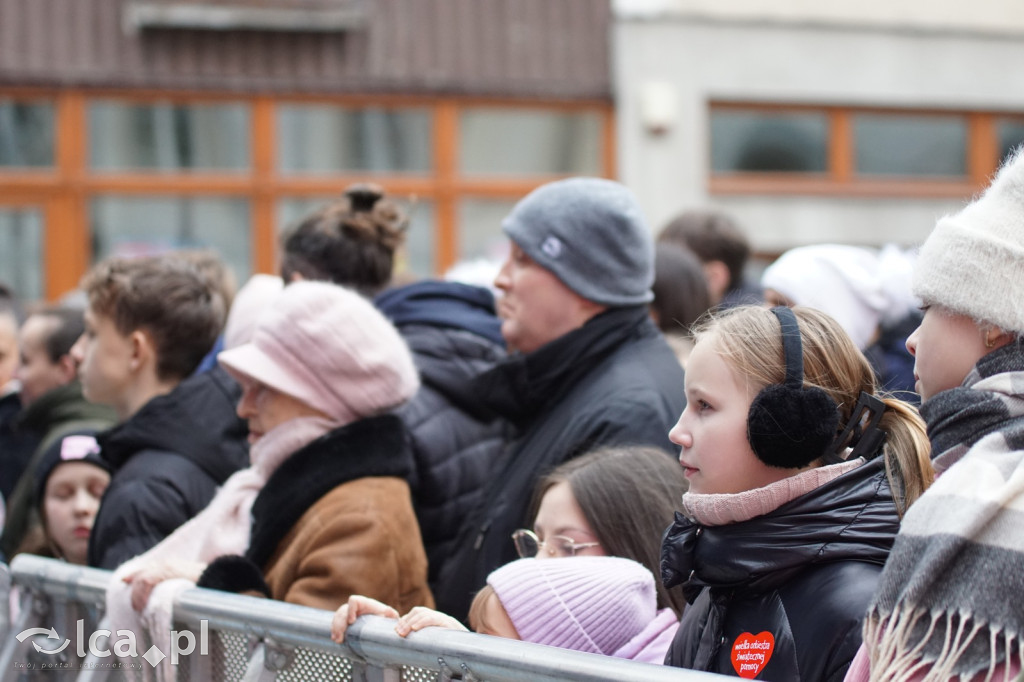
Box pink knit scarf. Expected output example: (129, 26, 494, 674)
(105, 415, 339, 680)
(681, 458, 865, 527)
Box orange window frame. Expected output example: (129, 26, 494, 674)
(707, 102, 1001, 199)
(0, 88, 614, 301)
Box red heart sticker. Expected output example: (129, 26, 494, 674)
(731, 631, 775, 679)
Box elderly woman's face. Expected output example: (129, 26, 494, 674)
(236, 376, 327, 444)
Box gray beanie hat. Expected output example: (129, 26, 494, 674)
(913, 148, 1024, 334)
(502, 178, 654, 306)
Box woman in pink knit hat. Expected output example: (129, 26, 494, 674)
(112, 281, 433, 623)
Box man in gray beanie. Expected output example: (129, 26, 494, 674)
(433, 177, 687, 621)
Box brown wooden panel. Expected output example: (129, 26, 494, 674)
(0, 0, 612, 100)
(435, 100, 458, 273)
(967, 112, 998, 189)
(252, 95, 276, 274)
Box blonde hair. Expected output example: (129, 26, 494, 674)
(693, 305, 932, 514)
(467, 585, 499, 634)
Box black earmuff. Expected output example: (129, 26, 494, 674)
(747, 307, 841, 469)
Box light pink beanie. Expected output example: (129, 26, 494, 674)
(217, 280, 419, 424)
(486, 556, 657, 655)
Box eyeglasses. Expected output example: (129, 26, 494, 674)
(511, 528, 601, 558)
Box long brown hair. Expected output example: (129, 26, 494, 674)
(531, 446, 688, 615)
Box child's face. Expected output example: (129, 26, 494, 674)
(906, 306, 989, 401)
(670, 337, 804, 495)
(43, 462, 110, 565)
(475, 592, 520, 640)
(71, 307, 135, 412)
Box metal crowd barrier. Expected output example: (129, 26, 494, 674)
(1, 555, 727, 682)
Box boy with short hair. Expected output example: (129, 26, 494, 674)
(72, 256, 248, 570)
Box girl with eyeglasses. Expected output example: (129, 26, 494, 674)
(518, 445, 689, 616)
(332, 445, 688, 663)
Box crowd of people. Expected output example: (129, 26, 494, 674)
(1, 148, 1023, 680)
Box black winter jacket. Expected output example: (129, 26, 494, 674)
(661, 456, 901, 681)
(433, 306, 686, 620)
(88, 365, 249, 569)
(376, 281, 507, 588)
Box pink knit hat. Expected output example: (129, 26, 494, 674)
(486, 556, 657, 655)
(217, 280, 419, 425)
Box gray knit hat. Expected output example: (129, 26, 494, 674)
(502, 178, 654, 306)
(913, 148, 1024, 334)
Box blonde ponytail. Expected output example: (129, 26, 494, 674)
(879, 397, 933, 516)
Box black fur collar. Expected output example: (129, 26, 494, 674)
(245, 413, 411, 568)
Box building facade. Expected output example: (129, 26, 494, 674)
(614, 0, 1024, 253)
(0, 0, 614, 299)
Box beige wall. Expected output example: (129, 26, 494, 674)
(612, 13, 1024, 250)
(616, 0, 1024, 36)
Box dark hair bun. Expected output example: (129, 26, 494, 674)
(345, 183, 385, 213)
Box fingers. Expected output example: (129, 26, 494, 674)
(348, 595, 399, 621)
(395, 607, 466, 637)
(330, 605, 350, 643)
(331, 596, 399, 644)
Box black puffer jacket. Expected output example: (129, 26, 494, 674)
(661, 456, 900, 681)
(375, 281, 507, 588)
(433, 306, 686, 621)
(88, 365, 249, 569)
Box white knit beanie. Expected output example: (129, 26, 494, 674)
(913, 148, 1024, 334)
(761, 244, 917, 350)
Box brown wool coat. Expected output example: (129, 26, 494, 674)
(262, 476, 434, 613)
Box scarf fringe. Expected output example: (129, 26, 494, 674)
(865, 607, 1024, 682)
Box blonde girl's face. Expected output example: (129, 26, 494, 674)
(43, 462, 110, 565)
(669, 337, 804, 495)
(905, 305, 990, 401)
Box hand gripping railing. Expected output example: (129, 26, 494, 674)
(2, 554, 727, 682)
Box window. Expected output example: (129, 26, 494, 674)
(0, 207, 45, 299)
(91, 196, 252, 281)
(711, 110, 827, 174)
(277, 106, 431, 174)
(460, 108, 603, 176)
(90, 101, 250, 171)
(997, 118, 1024, 165)
(709, 103, 1011, 196)
(0, 90, 612, 300)
(0, 100, 54, 168)
(458, 198, 518, 263)
(853, 114, 966, 177)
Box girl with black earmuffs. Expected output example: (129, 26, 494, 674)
(660, 304, 933, 681)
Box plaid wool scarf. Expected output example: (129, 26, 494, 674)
(863, 342, 1024, 681)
